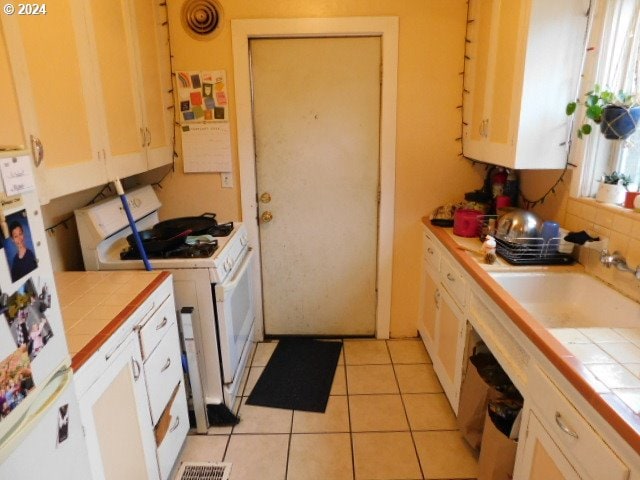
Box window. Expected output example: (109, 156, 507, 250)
(575, 0, 640, 197)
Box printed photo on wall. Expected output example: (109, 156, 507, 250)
(3, 277, 53, 361)
(0, 345, 35, 421)
(2, 209, 38, 283)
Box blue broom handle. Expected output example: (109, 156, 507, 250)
(114, 179, 152, 271)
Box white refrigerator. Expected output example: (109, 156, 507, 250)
(0, 150, 92, 479)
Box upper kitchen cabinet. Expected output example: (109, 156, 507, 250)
(1, 0, 173, 202)
(463, 0, 589, 169)
(1, 2, 104, 202)
(89, 0, 173, 179)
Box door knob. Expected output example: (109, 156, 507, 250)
(261, 211, 273, 223)
(260, 192, 271, 203)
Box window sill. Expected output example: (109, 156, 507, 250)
(569, 196, 640, 221)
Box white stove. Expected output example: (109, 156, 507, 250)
(75, 185, 248, 282)
(75, 185, 256, 430)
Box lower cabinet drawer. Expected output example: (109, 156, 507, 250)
(144, 322, 183, 424)
(440, 257, 467, 308)
(528, 366, 629, 480)
(138, 293, 176, 360)
(156, 381, 189, 480)
(424, 229, 441, 270)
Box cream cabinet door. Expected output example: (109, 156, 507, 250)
(79, 334, 159, 480)
(88, 0, 173, 179)
(0, 24, 24, 149)
(464, 0, 494, 157)
(1, 1, 106, 201)
(514, 410, 581, 480)
(432, 286, 466, 414)
(464, 0, 527, 166)
(130, 0, 174, 171)
(87, 0, 146, 181)
(418, 264, 439, 354)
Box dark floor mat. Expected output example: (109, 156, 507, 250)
(246, 338, 342, 412)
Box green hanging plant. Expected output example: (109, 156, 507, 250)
(566, 85, 637, 139)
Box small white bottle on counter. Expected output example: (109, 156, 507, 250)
(482, 235, 497, 264)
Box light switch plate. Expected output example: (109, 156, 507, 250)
(221, 172, 233, 188)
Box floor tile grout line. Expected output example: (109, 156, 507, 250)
(340, 339, 357, 480)
(284, 407, 294, 480)
(391, 340, 430, 480)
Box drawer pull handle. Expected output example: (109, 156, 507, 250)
(170, 416, 180, 432)
(427, 248, 434, 255)
(446, 273, 455, 282)
(156, 317, 168, 330)
(161, 357, 171, 372)
(105, 334, 130, 361)
(132, 358, 141, 381)
(555, 412, 578, 439)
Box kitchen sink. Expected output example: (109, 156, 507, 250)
(490, 271, 640, 328)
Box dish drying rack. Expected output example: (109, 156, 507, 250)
(478, 216, 575, 266)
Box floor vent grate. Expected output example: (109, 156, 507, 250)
(175, 462, 232, 480)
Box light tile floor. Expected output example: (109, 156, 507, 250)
(174, 338, 478, 480)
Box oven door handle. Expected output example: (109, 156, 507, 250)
(215, 247, 254, 301)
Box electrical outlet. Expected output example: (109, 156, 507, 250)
(221, 172, 233, 188)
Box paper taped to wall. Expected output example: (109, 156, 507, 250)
(181, 123, 232, 173)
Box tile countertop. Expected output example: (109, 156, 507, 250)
(55, 270, 171, 371)
(423, 219, 640, 455)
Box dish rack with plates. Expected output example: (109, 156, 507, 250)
(478, 215, 575, 266)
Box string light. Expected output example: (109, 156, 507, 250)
(45, 185, 113, 235)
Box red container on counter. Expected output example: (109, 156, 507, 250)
(624, 191, 640, 209)
(453, 209, 483, 237)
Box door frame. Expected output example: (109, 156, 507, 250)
(232, 17, 398, 339)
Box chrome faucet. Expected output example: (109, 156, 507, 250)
(600, 250, 640, 279)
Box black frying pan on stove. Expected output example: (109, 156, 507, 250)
(153, 213, 218, 236)
(126, 228, 193, 254)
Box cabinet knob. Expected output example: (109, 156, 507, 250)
(261, 211, 273, 223)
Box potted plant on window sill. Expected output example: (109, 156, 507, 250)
(595, 171, 633, 205)
(566, 85, 640, 140)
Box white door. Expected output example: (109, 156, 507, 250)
(251, 37, 381, 336)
